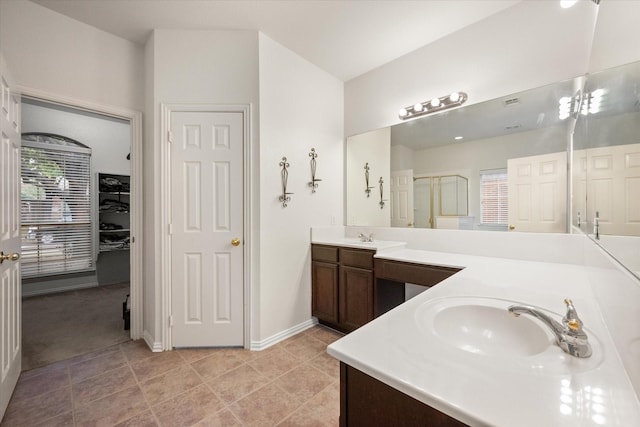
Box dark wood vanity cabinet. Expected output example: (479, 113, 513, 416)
(312, 244, 461, 333)
(340, 363, 468, 427)
(312, 245, 375, 333)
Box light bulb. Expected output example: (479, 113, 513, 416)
(449, 92, 460, 102)
(413, 103, 424, 112)
(398, 108, 408, 117)
(560, 0, 578, 9)
(430, 98, 441, 107)
(559, 96, 571, 105)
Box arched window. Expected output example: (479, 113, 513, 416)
(20, 133, 93, 277)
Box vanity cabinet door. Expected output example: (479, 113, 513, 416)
(312, 261, 339, 324)
(339, 266, 374, 332)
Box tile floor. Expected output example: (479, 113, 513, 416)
(1, 325, 343, 427)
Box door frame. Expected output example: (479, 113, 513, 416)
(160, 104, 252, 350)
(17, 86, 144, 340)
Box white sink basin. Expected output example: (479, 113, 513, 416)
(432, 302, 551, 357)
(412, 296, 604, 374)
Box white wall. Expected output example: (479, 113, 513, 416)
(0, 0, 144, 112)
(589, 0, 640, 73)
(345, 128, 390, 226)
(345, 0, 598, 136)
(257, 34, 344, 343)
(146, 29, 259, 347)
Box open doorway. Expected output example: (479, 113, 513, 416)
(19, 97, 137, 370)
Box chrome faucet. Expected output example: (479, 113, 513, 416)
(357, 232, 374, 242)
(508, 298, 592, 358)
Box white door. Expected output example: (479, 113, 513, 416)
(390, 169, 414, 227)
(170, 111, 244, 347)
(0, 55, 21, 419)
(587, 143, 640, 236)
(508, 151, 567, 233)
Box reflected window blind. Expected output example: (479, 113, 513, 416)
(480, 170, 508, 225)
(21, 134, 93, 278)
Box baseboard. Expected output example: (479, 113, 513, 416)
(250, 318, 318, 351)
(22, 281, 99, 298)
(143, 330, 163, 352)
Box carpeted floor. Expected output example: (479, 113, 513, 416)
(21, 283, 131, 371)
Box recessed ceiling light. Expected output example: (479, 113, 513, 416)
(454, 136, 463, 140)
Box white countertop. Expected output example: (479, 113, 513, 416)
(322, 244, 640, 426)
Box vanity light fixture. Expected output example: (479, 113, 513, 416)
(558, 89, 605, 120)
(398, 92, 468, 120)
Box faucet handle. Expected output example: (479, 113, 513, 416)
(563, 298, 585, 332)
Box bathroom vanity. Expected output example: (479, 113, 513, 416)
(313, 233, 640, 427)
(311, 242, 460, 333)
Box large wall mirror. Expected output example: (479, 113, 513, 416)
(573, 60, 640, 279)
(346, 77, 582, 232)
(345, 1, 639, 278)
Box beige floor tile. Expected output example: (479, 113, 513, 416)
(20, 359, 69, 381)
(140, 364, 203, 406)
(11, 365, 70, 402)
(193, 408, 243, 427)
(308, 351, 340, 379)
(74, 385, 148, 426)
(72, 365, 137, 407)
(120, 339, 156, 363)
(113, 410, 159, 426)
(228, 383, 301, 426)
(151, 384, 224, 427)
(69, 349, 128, 384)
(305, 326, 343, 345)
(247, 347, 303, 380)
(207, 364, 270, 404)
(33, 410, 75, 427)
(190, 350, 248, 381)
(176, 347, 224, 364)
(2, 385, 72, 426)
(130, 351, 184, 383)
(283, 334, 328, 360)
(277, 382, 340, 427)
(275, 364, 335, 404)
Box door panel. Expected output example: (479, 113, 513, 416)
(508, 151, 567, 233)
(170, 111, 244, 347)
(0, 55, 21, 420)
(390, 169, 414, 227)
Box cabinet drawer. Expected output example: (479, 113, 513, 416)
(340, 248, 374, 269)
(312, 244, 339, 263)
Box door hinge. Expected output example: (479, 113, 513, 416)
(169, 315, 174, 328)
(131, 236, 135, 244)
(168, 223, 173, 235)
(167, 130, 173, 143)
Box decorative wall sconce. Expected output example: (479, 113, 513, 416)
(398, 91, 468, 120)
(278, 157, 293, 207)
(379, 177, 387, 209)
(308, 148, 322, 193)
(364, 163, 374, 197)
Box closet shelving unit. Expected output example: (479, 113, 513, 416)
(97, 172, 130, 252)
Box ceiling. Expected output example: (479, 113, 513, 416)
(31, 0, 520, 81)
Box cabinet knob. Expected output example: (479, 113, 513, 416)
(231, 238, 241, 247)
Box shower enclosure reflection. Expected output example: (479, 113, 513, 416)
(413, 175, 469, 229)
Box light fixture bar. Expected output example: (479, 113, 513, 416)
(399, 92, 468, 120)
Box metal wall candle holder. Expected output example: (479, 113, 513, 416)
(364, 163, 374, 197)
(379, 177, 387, 209)
(308, 148, 322, 193)
(278, 157, 293, 207)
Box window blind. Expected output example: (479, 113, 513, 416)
(480, 170, 508, 225)
(21, 135, 93, 278)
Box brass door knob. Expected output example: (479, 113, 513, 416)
(231, 238, 241, 247)
(508, 225, 515, 230)
(0, 252, 20, 264)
